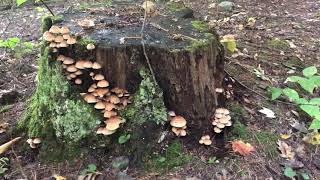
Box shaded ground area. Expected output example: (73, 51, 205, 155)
(0, 0, 319, 179)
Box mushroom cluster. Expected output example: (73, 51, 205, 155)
(26, 138, 41, 149)
(43, 25, 77, 49)
(212, 108, 232, 133)
(199, 135, 212, 146)
(170, 114, 187, 137)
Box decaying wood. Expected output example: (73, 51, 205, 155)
(59, 2, 225, 130)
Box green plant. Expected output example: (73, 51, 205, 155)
(283, 167, 310, 180)
(118, 134, 131, 144)
(0, 38, 34, 59)
(207, 156, 218, 164)
(0, 157, 9, 176)
(270, 66, 320, 130)
(80, 164, 97, 175)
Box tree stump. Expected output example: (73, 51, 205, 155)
(62, 2, 225, 130)
(21, 1, 225, 162)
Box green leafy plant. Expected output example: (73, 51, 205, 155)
(220, 35, 237, 53)
(80, 164, 97, 175)
(270, 66, 320, 130)
(207, 156, 218, 164)
(0, 38, 34, 59)
(118, 134, 131, 144)
(284, 167, 296, 179)
(0, 157, 9, 176)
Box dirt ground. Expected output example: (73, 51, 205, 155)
(0, 0, 319, 179)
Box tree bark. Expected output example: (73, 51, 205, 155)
(62, 2, 225, 131)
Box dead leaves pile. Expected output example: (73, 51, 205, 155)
(277, 140, 295, 160)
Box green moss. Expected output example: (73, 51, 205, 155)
(121, 69, 167, 125)
(186, 39, 210, 52)
(40, 15, 64, 34)
(148, 141, 193, 172)
(0, 104, 14, 113)
(166, 1, 186, 11)
(21, 46, 100, 150)
(191, 21, 209, 32)
(267, 38, 290, 50)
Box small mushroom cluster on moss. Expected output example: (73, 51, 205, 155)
(212, 108, 232, 133)
(26, 138, 41, 149)
(199, 135, 212, 146)
(43, 25, 77, 50)
(169, 112, 187, 137)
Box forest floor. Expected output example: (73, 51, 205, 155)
(0, 0, 320, 179)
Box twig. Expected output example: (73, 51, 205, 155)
(39, 0, 55, 16)
(140, 1, 156, 82)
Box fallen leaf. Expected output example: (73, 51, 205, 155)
(302, 132, 320, 145)
(247, 17, 256, 27)
(277, 140, 295, 160)
(280, 134, 292, 139)
(258, 107, 276, 118)
(0, 137, 21, 155)
(290, 120, 308, 133)
(231, 140, 255, 156)
(54, 175, 67, 180)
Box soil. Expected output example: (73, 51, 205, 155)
(0, 0, 319, 179)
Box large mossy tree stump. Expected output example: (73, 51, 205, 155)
(63, 2, 224, 128)
(22, 1, 225, 162)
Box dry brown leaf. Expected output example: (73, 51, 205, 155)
(231, 140, 255, 156)
(277, 140, 295, 160)
(0, 137, 21, 155)
(54, 176, 67, 180)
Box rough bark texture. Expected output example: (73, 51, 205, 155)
(61, 1, 225, 130)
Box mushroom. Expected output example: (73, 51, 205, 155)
(54, 36, 64, 43)
(57, 55, 66, 62)
(78, 19, 95, 29)
(49, 25, 61, 34)
(92, 62, 102, 69)
(213, 127, 222, 133)
(87, 43, 95, 50)
(43, 31, 55, 42)
(49, 42, 57, 48)
(95, 88, 109, 97)
(199, 135, 212, 145)
(69, 73, 77, 79)
(26, 139, 36, 149)
(94, 74, 105, 81)
(171, 127, 187, 137)
(108, 95, 120, 104)
(63, 57, 74, 65)
(215, 88, 224, 93)
(142, 1, 156, 14)
(96, 127, 116, 135)
(103, 110, 117, 118)
(97, 80, 109, 88)
(83, 61, 93, 69)
(84, 94, 97, 103)
(74, 70, 83, 76)
(32, 138, 42, 144)
(105, 116, 122, 131)
(170, 116, 187, 128)
(75, 78, 82, 85)
(75, 60, 86, 69)
(216, 123, 225, 129)
(66, 65, 77, 73)
(60, 26, 70, 34)
(105, 103, 116, 111)
(90, 72, 95, 77)
(67, 37, 77, 45)
(94, 102, 106, 110)
(63, 34, 71, 40)
(168, 111, 176, 117)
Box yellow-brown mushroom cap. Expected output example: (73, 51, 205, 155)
(66, 65, 77, 73)
(108, 95, 120, 104)
(94, 74, 105, 81)
(105, 116, 122, 131)
(43, 31, 55, 42)
(84, 94, 97, 103)
(63, 57, 74, 65)
(54, 36, 64, 43)
(60, 26, 70, 34)
(67, 37, 77, 45)
(97, 80, 109, 88)
(83, 61, 93, 69)
(49, 25, 61, 34)
(78, 19, 95, 28)
(92, 62, 102, 69)
(63, 34, 71, 40)
(57, 55, 66, 61)
(96, 127, 116, 135)
(75, 60, 86, 69)
(214, 127, 222, 133)
(95, 88, 109, 97)
(170, 116, 187, 128)
(32, 138, 42, 144)
(94, 102, 106, 110)
(103, 110, 117, 118)
(105, 103, 116, 111)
